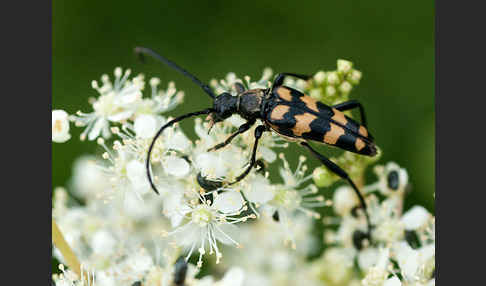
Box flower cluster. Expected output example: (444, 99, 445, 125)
(52, 62, 434, 286)
(211, 161, 434, 286)
(283, 59, 363, 106)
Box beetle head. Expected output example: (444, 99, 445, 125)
(207, 92, 238, 130)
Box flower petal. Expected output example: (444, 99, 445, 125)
(88, 118, 106, 140)
(214, 223, 239, 245)
(90, 230, 116, 256)
(107, 110, 133, 122)
(244, 175, 274, 204)
(384, 276, 402, 286)
(213, 191, 244, 213)
(126, 160, 150, 194)
(401, 206, 431, 230)
(357, 247, 379, 271)
(333, 186, 359, 216)
(134, 114, 157, 138)
(219, 267, 245, 286)
(163, 156, 190, 177)
(166, 131, 192, 152)
(259, 146, 277, 163)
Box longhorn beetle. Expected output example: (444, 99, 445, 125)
(135, 47, 377, 236)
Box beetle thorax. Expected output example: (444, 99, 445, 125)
(237, 89, 265, 120)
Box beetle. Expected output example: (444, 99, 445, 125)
(135, 47, 377, 235)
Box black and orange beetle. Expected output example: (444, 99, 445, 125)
(135, 47, 377, 235)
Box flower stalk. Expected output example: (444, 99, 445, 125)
(52, 218, 81, 278)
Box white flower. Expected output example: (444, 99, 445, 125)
(122, 189, 159, 220)
(326, 214, 365, 248)
(384, 276, 402, 286)
(111, 117, 191, 164)
(163, 155, 190, 178)
(393, 242, 435, 284)
(362, 248, 390, 286)
(70, 156, 109, 199)
(261, 154, 325, 248)
(216, 267, 245, 286)
(163, 194, 254, 268)
(270, 154, 324, 219)
(134, 114, 157, 138)
(123, 248, 154, 278)
(315, 247, 355, 286)
(52, 264, 95, 286)
(333, 186, 359, 216)
(96, 271, 116, 286)
(96, 139, 150, 200)
(192, 118, 249, 182)
(373, 217, 405, 243)
(401, 206, 432, 231)
(91, 230, 117, 256)
(242, 173, 274, 204)
(72, 68, 146, 140)
(134, 80, 184, 117)
(210, 69, 273, 96)
(126, 159, 151, 194)
(194, 152, 231, 179)
(212, 191, 245, 214)
(365, 162, 409, 196)
(106, 247, 154, 284)
(52, 109, 71, 143)
(357, 247, 380, 271)
(161, 184, 188, 227)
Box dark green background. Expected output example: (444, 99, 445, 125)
(52, 0, 434, 269)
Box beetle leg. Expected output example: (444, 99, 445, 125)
(272, 73, 312, 88)
(254, 159, 267, 174)
(207, 120, 255, 152)
(300, 141, 372, 236)
(332, 100, 368, 127)
(147, 108, 214, 195)
(228, 125, 267, 185)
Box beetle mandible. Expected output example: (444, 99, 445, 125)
(135, 47, 377, 236)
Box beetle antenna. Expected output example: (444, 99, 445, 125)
(146, 108, 214, 194)
(134, 46, 216, 99)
